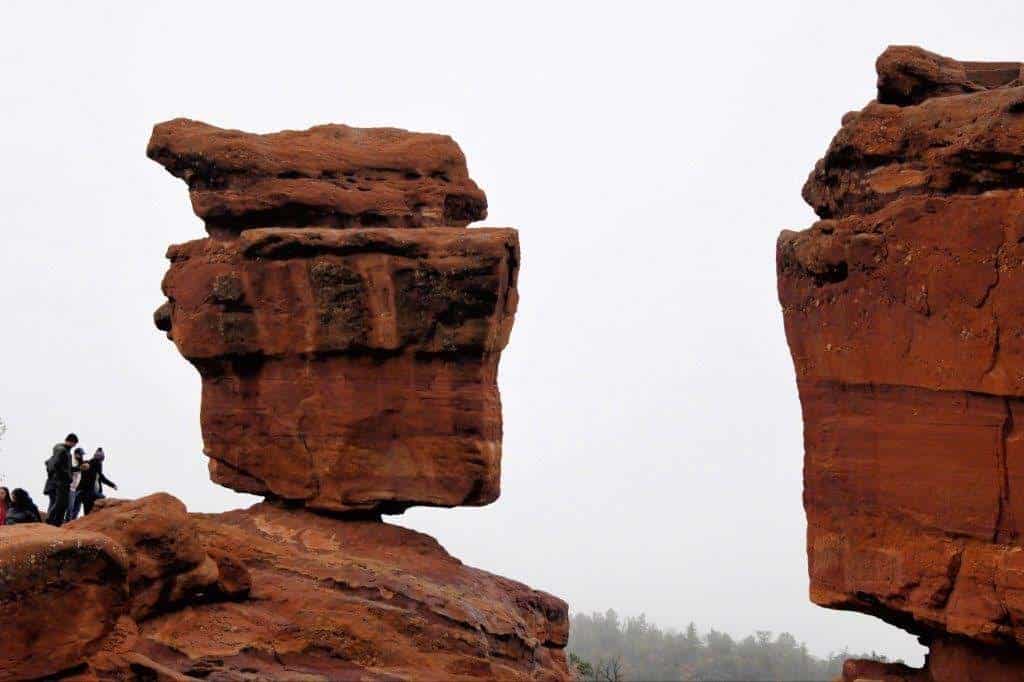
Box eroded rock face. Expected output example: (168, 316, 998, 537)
(149, 120, 519, 515)
(0, 524, 129, 681)
(0, 494, 568, 681)
(158, 227, 518, 513)
(842, 637, 1024, 682)
(128, 502, 570, 681)
(147, 118, 487, 234)
(68, 493, 249, 620)
(779, 46, 1024, 680)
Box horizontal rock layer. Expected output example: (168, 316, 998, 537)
(158, 227, 519, 513)
(147, 118, 487, 233)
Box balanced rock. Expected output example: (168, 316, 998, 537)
(157, 227, 518, 513)
(147, 118, 487, 234)
(132, 119, 570, 680)
(0, 524, 129, 681)
(779, 46, 1024, 681)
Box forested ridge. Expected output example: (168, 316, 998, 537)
(568, 610, 898, 681)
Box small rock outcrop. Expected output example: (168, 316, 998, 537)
(0, 525, 129, 680)
(779, 46, 1024, 681)
(69, 494, 249, 620)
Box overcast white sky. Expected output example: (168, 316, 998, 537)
(4, 0, 1023, 665)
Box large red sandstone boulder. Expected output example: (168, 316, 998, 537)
(157, 227, 519, 513)
(147, 118, 487, 234)
(0, 524, 129, 681)
(68, 493, 249, 620)
(119, 502, 569, 681)
(779, 46, 1024, 680)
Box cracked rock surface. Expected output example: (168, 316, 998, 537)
(779, 46, 1024, 682)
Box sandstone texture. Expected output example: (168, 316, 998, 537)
(147, 118, 487, 234)
(158, 227, 518, 513)
(0, 524, 129, 681)
(68, 494, 249, 620)
(779, 46, 1024, 680)
(133, 502, 569, 681)
(0, 495, 569, 681)
(150, 119, 519, 515)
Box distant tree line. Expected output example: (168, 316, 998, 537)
(568, 609, 898, 681)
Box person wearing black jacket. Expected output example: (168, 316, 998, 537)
(44, 433, 79, 526)
(78, 448, 117, 516)
(6, 488, 43, 525)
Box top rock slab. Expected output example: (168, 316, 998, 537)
(877, 45, 1024, 106)
(147, 118, 487, 234)
(804, 46, 1024, 220)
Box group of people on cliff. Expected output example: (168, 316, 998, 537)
(0, 433, 117, 526)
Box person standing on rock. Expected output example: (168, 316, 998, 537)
(0, 486, 9, 525)
(77, 448, 116, 516)
(65, 448, 87, 522)
(6, 488, 42, 525)
(44, 433, 78, 526)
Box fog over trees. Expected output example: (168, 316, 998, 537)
(568, 610, 896, 681)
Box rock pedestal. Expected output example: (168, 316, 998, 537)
(779, 46, 1024, 681)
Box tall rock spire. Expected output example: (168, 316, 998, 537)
(779, 46, 1024, 681)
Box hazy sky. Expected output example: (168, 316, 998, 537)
(4, 0, 1024, 665)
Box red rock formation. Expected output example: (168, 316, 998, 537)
(0, 495, 568, 681)
(779, 46, 1024, 681)
(120, 118, 567, 681)
(132, 501, 569, 681)
(147, 118, 487, 234)
(1, 121, 563, 679)
(69, 494, 249, 620)
(158, 227, 518, 513)
(0, 524, 129, 681)
(151, 120, 519, 515)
